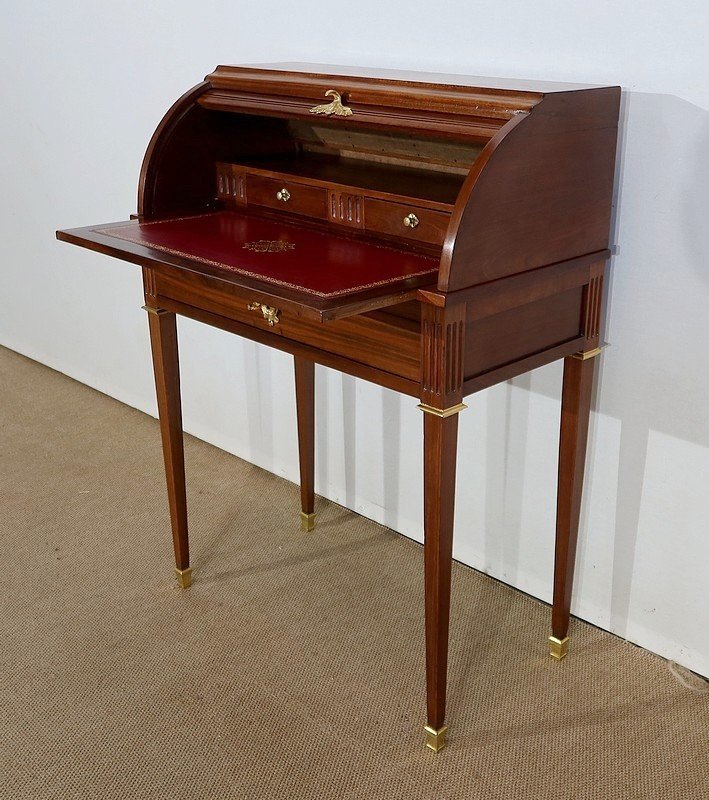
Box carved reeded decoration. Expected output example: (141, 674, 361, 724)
(422, 319, 443, 398)
(243, 240, 296, 253)
(445, 320, 465, 396)
(142, 266, 157, 302)
(421, 304, 467, 408)
(583, 274, 603, 341)
(329, 190, 363, 227)
(217, 167, 246, 203)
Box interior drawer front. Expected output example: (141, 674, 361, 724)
(364, 198, 449, 245)
(246, 175, 328, 220)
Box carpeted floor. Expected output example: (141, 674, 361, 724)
(1, 345, 707, 800)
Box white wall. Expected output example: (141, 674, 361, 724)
(1, 1, 707, 676)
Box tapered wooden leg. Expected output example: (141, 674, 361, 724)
(550, 354, 596, 657)
(423, 411, 460, 752)
(145, 306, 190, 588)
(294, 356, 315, 532)
(419, 301, 467, 752)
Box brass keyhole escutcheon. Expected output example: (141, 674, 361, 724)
(247, 302, 281, 327)
(403, 212, 419, 229)
(276, 188, 291, 202)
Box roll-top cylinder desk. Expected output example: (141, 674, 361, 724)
(57, 63, 620, 752)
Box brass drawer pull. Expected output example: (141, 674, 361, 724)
(309, 90, 353, 117)
(403, 212, 419, 229)
(247, 302, 280, 327)
(276, 187, 291, 202)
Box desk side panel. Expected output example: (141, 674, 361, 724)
(457, 258, 607, 395)
(464, 287, 583, 377)
(440, 87, 621, 289)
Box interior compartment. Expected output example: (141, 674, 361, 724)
(214, 119, 481, 208)
(218, 153, 464, 208)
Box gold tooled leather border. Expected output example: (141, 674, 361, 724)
(96, 214, 437, 299)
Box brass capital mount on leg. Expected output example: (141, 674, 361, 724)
(424, 724, 448, 753)
(142, 304, 169, 316)
(417, 402, 467, 418)
(571, 345, 605, 361)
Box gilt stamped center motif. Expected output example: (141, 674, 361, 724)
(243, 240, 296, 253)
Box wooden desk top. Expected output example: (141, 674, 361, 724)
(230, 62, 612, 93)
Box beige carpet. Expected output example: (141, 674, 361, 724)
(1, 345, 707, 800)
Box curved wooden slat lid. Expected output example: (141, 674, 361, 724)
(199, 63, 552, 139)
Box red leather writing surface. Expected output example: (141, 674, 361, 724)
(98, 211, 438, 298)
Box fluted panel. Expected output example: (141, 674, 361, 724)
(328, 190, 364, 228)
(583, 275, 603, 340)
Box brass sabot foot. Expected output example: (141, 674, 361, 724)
(424, 724, 447, 753)
(548, 635, 570, 661)
(175, 566, 193, 589)
(300, 511, 316, 532)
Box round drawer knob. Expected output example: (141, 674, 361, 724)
(276, 188, 291, 202)
(403, 212, 419, 229)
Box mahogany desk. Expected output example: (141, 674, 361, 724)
(57, 63, 620, 752)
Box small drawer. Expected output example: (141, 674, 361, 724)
(364, 198, 449, 246)
(246, 175, 328, 220)
(154, 271, 421, 381)
(156, 270, 288, 336)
